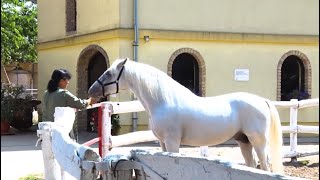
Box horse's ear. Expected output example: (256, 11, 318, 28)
(123, 57, 128, 64)
(117, 58, 128, 69)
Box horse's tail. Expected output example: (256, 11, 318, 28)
(266, 100, 284, 174)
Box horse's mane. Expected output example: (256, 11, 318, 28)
(124, 60, 197, 105)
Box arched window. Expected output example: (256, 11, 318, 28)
(281, 55, 309, 101)
(168, 48, 206, 97)
(172, 53, 200, 96)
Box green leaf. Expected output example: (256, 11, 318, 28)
(1, 0, 37, 65)
(300, 160, 309, 166)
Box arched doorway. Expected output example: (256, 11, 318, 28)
(87, 52, 108, 132)
(172, 53, 200, 95)
(88, 53, 108, 90)
(77, 45, 109, 133)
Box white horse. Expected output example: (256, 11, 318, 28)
(88, 58, 284, 173)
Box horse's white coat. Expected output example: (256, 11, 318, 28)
(88, 58, 284, 174)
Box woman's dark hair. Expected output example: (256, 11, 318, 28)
(47, 69, 72, 93)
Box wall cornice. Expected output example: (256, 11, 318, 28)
(37, 28, 319, 50)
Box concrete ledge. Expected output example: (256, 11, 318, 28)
(130, 149, 306, 180)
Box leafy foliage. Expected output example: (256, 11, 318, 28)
(1, 84, 32, 123)
(18, 173, 44, 180)
(88, 112, 121, 133)
(111, 114, 121, 130)
(1, 0, 37, 65)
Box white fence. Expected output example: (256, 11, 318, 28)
(93, 98, 319, 159)
(274, 98, 319, 159)
(37, 105, 157, 179)
(200, 98, 319, 158)
(37, 101, 310, 180)
(25, 88, 38, 98)
(37, 122, 297, 180)
(37, 121, 101, 179)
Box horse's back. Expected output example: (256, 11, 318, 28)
(174, 92, 264, 145)
(216, 92, 271, 134)
(196, 92, 270, 136)
(205, 92, 268, 111)
(209, 92, 265, 101)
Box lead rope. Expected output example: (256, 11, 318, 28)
(35, 136, 42, 147)
(35, 130, 44, 147)
(74, 113, 79, 142)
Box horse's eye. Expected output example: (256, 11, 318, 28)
(105, 72, 111, 78)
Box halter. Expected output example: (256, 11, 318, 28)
(96, 65, 125, 97)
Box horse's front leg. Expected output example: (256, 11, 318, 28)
(151, 116, 181, 152)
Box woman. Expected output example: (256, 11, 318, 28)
(42, 69, 96, 140)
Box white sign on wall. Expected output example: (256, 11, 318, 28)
(234, 69, 249, 81)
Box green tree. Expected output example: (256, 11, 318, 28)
(1, 0, 37, 65)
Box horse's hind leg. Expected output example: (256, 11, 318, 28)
(158, 140, 179, 152)
(164, 139, 180, 153)
(159, 141, 166, 152)
(248, 136, 270, 171)
(237, 141, 257, 168)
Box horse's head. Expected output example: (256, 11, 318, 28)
(88, 58, 128, 98)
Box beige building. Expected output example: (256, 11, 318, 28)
(1, 63, 38, 99)
(37, 0, 319, 134)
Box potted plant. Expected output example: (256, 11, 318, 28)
(1, 84, 13, 133)
(88, 110, 98, 132)
(111, 114, 121, 135)
(87, 111, 121, 135)
(1, 84, 41, 132)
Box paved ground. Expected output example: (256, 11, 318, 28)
(1, 126, 99, 180)
(1, 125, 319, 180)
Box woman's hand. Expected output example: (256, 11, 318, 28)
(87, 97, 98, 105)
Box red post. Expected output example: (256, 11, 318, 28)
(101, 103, 112, 158)
(97, 103, 112, 158)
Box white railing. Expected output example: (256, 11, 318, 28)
(38, 99, 318, 179)
(25, 88, 38, 98)
(37, 122, 101, 179)
(95, 98, 319, 160)
(37, 105, 156, 179)
(38, 119, 294, 180)
(200, 98, 319, 158)
(273, 98, 319, 160)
